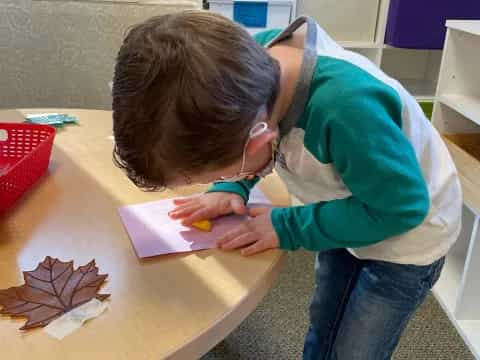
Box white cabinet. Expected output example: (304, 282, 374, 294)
(209, 0, 295, 35)
(432, 20, 480, 360)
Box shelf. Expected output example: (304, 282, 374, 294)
(381, 48, 441, 100)
(415, 95, 437, 102)
(340, 41, 379, 49)
(432, 253, 465, 314)
(383, 44, 419, 50)
(383, 43, 441, 51)
(400, 79, 437, 101)
(347, 47, 381, 65)
(446, 20, 480, 37)
(439, 94, 480, 127)
(442, 135, 480, 214)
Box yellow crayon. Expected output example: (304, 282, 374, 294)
(191, 220, 213, 232)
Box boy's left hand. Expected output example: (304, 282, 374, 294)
(217, 207, 279, 256)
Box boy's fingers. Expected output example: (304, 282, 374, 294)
(181, 208, 215, 226)
(217, 224, 249, 246)
(248, 207, 270, 217)
(170, 202, 200, 213)
(169, 203, 202, 219)
(241, 239, 271, 256)
(173, 195, 198, 205)
(230, 198, 247, 215)
(221, 232, 258, 250)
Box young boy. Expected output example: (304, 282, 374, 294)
(112, 11, 462, 359)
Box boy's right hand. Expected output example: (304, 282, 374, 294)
(169, 192, 246, 226)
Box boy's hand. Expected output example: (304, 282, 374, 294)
(217, 207, 279, 256)
(169, 192, 246, 226)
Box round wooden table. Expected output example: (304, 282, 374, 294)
(0, 109, 289, 359)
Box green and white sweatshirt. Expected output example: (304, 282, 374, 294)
(209, 21, 462, 265)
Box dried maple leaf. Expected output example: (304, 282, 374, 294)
(0, 256, 109, 330)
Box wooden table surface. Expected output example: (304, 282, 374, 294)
(0, 109, 289, 360)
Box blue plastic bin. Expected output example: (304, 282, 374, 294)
(385, 0, 480, 49)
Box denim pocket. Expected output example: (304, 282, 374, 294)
(427, 257, 445, 289)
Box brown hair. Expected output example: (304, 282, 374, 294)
(112, 11, 280, 190)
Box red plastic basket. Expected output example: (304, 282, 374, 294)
(0, 123, 56, 214)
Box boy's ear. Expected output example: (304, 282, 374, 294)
(246, 129, 277, 155)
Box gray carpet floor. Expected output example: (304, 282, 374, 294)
(202, 251, 474, 360)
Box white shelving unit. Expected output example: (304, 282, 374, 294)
(340, 0, 442, 101)
(440, 94, 480, 125)
(297, 0, 444, 100)
(432, 20, 480, 359)
(380, 48, 442, 101)
(211, 0, 443, 100)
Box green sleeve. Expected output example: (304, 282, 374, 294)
(207, 178, 260, 203)
(271, 86, 430, 251)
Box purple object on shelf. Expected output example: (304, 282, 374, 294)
(385, 0, 480, 49)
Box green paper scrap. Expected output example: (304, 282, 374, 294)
(25, 113, 78, 127)
(419, 102, 433, 120)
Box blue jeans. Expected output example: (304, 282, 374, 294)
(303, 249, 445, 360)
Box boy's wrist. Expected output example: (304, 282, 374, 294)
(270, 207, 299, 251)
(207, 182, 249, 203)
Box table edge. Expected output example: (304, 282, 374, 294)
(164, 252, 286, 359)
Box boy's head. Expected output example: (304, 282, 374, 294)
(112, 11, 280, 190)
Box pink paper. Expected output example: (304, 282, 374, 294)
(118, 188, 271, 258)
